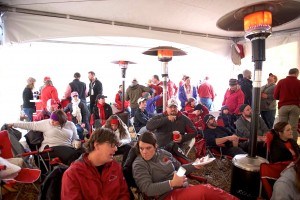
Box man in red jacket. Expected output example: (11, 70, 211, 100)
(274, 68, 300, 140)
(61, 128, 130, 200)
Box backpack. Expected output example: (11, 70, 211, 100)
(24, 130, 44, 151)
(1, 124, 26, 156)
(39, 165, 68, 200)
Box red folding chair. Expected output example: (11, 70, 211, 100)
(260, 161, 291, 199)
(0, 130, 41, 199)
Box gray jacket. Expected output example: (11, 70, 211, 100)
(271, 165, 300, 200)
(235, 115, 269, 137)
(132, 149, 195, 199)
(260, 83, 276, 111)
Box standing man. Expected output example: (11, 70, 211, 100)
(222, 79, 245, 115)
(239, 69, 253, 105)
(148, 75, 163, 113)
(125, 78, 151, 118)
(167, 78, 178, 100)
(274, 68, 300, 140)
(260, 73, 277, 129)
(197, 76, 215, 111)
(88, 71, 103, 112)
(64, 72, 88, 104)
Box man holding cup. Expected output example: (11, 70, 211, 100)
(146, 98, 197, 159)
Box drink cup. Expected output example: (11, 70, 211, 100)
(173, 131, 180, 140)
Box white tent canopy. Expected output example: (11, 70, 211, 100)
(1, 0, 300, 56)
(0, 0, 299, 125)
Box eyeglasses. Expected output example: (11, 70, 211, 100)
(72, 95, 78, 97)
(105, 142, 118, 148)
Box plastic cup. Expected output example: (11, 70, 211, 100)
(173, 131, 180, 140)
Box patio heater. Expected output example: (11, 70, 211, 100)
(143, 46, 186, 112)
(217, 0, 300, 199)
(112, 60, 136, 125)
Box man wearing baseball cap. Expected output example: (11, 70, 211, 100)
(146, 98, 197, 159)
(203, 114, 247, 157)
(133, 97, 150, 135)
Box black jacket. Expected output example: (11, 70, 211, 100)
(22, 87, 35, 109)
(239, 78, 253, 105)
(92, 103, 112, 121)
(69, 79, 87, 102)
(146, 111, 197, 148)
(270, 133, 300, 163)
(88, 79, 103, 105)
(133, 108, 150, 132)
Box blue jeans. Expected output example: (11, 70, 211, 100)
(260, 110, 276, 129)
(200, 98, 213, 111)
(23, 107, 35, 121)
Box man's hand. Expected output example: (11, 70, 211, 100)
(261, 93, 268, 99)
(173, 134, 182, 143)
(229, 135, 239, 147)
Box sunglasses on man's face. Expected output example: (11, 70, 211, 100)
(73, 95, 78, 97)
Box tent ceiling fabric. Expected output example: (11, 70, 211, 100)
(1, 0, 300, 54)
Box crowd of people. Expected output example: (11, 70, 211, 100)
(2, 67, 299, 199)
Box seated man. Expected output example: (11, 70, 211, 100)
(146, 98, 197, 159)
(134, 97, 150, 135)
(235, 104, 269, 140)
(187, 103, 207, 132)
(61, 128, 130, 200)
(91, 94, 112, 128)
(203, 114, 247, 157)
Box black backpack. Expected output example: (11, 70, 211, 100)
(24, 130, 44, 151)
(39, 165, 68, 200)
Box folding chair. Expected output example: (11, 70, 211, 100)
(185, 137, 195, 157)
(260, 161, 291, 199)
(0, 130, 41, 199)
(265, 131, 273, 161)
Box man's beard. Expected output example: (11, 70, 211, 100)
(245, 114, 252, 118)
(209, 122, 217, 128)
(170, 111, 177, 116)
